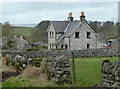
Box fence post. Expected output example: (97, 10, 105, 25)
(72, 51, 76, 84)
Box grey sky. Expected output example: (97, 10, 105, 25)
(1, 2, 118, 26)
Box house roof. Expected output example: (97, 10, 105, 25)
(55, 21, 81, 44)
(50, 21, 69, 32)
(64, 21, 80, 37)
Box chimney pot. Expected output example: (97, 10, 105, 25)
(80, 11, 85, 22)
(69, 12, 72, 17)
(81, 12, 84, 16)
(68, 12, 73, 21)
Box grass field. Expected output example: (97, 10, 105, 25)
(2, 57, 119, 87)
(70, 57, 119, 87)
(11, 26, 34, 36)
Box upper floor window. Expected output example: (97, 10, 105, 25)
(87, 32, 91, 39)
(50, 31, 54, 38)
(52, 32, 54, 38)
(50, 32, 51, 38)
(75, 32, 79, 39)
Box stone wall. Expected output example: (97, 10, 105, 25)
(43, 55, 71, 84)
(101, 60, 120, 87)
(3, 52, 72, 84)
(2, 49, 120, 58)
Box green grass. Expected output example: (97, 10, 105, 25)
(70, 57, 119, 87)
(11, 26, 34, 36)
(0, 82, 2, 88)
(2, 76, 60, 87)
(2, 57, 119, 87)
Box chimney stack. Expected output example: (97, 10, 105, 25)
(68, 12, 73, 21)
(80, 12, 85, 22)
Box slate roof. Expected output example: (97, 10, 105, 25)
(51, 21, 69, 32)
(55, 21, 81, 44)
(64, 21, 81, 37)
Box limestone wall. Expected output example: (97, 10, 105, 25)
(2, 49, 120, 58)
(3, 53, 71, 84)
(43, 55, 71, 84)
(101, 60, 120, 87)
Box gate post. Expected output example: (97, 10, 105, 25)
(72, 51, 76, 84)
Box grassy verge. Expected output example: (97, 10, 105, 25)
(2, 57, 119, 87)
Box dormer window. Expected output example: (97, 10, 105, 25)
(75, 32, 79, 39)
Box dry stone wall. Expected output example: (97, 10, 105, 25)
(101, 60, 120, 87)
(3, 52, 72, 84)
(43, 55, 71, 84)
(2, 49, 120, 58)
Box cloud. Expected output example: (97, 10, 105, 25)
(1, 2, 118, 26)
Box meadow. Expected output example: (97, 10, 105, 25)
(11, 26, 34, 37)
(2, 57, 119, 87)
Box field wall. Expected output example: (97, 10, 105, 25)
(2, 49, 120, 58)
(42, 55, 71, 84)
(101, 60, 120, 87)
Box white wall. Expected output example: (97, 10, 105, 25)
(48, 24, 56, 50)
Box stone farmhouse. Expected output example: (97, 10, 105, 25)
(47, 12, 103, 50)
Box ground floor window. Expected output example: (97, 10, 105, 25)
(87, 44, 90, 49)
(50, 44, 52, 49)
(65, 45, 68, 49)
(61, 45, 63, 49)
(50, 44, 51, 49)
(56, 45, 58, 49)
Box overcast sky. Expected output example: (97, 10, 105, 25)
(1, 2, 118, 27)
